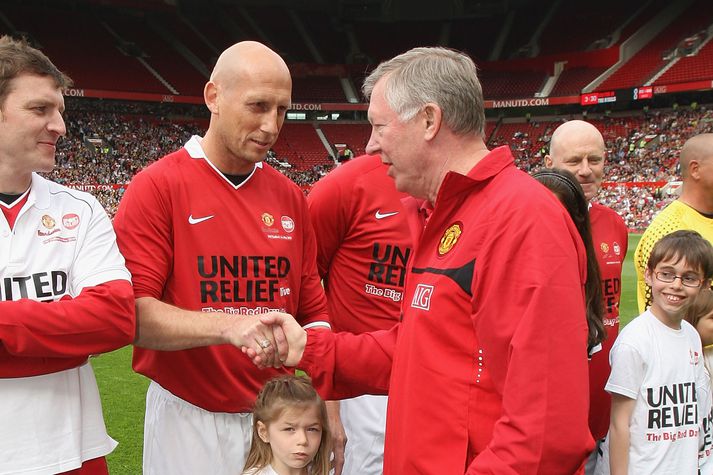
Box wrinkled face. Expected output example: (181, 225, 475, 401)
(212, 70, 291, 172)
(696, 310, 713, 347)
(546, 131, 605, 201)
(258, 405, 323, 474)
(365, 78, 430, 199)
(0, 73, 66, 178)
(645, 257, 704, 326)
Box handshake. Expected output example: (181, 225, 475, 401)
(230, 312, 308, 369)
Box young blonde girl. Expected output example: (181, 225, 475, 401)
(243, 375, 332, 475)
(685, 288, 713, 474)
(685, 288, 713, 373)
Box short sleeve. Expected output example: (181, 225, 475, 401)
(606, 341, 646, 399)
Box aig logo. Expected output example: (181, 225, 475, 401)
(411, 284, 434, 310)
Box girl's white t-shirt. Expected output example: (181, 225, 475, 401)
(243, 464, 279, 475)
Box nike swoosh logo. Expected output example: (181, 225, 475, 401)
(375, 210, 399, 219)
(188, 214, 215, 225)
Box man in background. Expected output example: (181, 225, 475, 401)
(307, 154, 412, 474)
(545, 119, 628, 474)
(635, 133, 713, 311)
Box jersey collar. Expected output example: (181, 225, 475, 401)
(28, 173, 50, 210)
(184, 135, 263, 190)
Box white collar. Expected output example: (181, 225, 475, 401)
(184, 135, 263, 190)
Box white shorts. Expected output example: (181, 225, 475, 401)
(340, 395, 388, 475)
(592, 436, 610, 475)
(143, 380, 253, 475)
(584, 438, 604, 475)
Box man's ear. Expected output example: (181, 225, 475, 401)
(204, 81, 219, 114)
(688, 159, 700, 180)
(544, 154, 553, 168)
(422, 103, 441, 141)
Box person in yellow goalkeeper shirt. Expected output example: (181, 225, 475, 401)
(635, 133, 713, 311)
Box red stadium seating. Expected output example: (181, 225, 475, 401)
(551, 67, 608, 96)
(319, 123, 371, 156)
(104, 13, 207, 95)
(539, 0, 642, 56)
(655, 38, 713, 85)
(292, 77, 346, 102)
(597, 0, 713, 91)
(478, 69, 547, 99)
(5, 4, 169, 93)
(272, 123, 331, 170)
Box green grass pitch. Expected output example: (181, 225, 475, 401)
(93, 233, 643, 475)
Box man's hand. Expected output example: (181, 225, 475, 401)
(326, 400, 347, 475)
(222, 313, 289, 368)
(251, 312, 306, 368)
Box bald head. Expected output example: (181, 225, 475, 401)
(545, 120, 606, 201)
(680, 133, 713, 178)
(549, 120, 606, 158)
(202, 41, 292, 175)
(210, 41, 291, 89)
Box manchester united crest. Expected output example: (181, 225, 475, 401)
(261, 212, 274, 227)
(600, 242, 609, 254)
(438, 222, 462, 256)
(41, 214, 56, 229)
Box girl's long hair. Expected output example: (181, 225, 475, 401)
(243, 374, 332, 475)
(533, 168, 606, 353)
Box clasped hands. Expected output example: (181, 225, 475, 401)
(230, 311, 306, 369)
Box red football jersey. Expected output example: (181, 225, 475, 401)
(114, 137, 329, 412)
(588, 202, 628, 440)
(307, 155, 413, 334)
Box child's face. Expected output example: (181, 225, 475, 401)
(697, 310, 713, 347)
(645, 257, 704, 327)
(257, 405, 323, 474)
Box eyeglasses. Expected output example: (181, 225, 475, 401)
(654, 271, 702, 288)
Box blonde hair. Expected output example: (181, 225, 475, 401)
(685, 288, 713, 336)
(243, 375, 331, 475)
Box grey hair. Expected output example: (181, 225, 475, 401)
(362, 47, 485, 136)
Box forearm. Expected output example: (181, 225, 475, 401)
(0, 280, 135, 357)
(326, 400, 347, 475)
(609, 394, 635, 475)
(609, 424, 630, 475)
(299, 327, 393, 400)
(134, 296, 236, 350)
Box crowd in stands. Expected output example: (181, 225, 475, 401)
(44, 99, 713, 231)
(487, 106, 713, 229)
